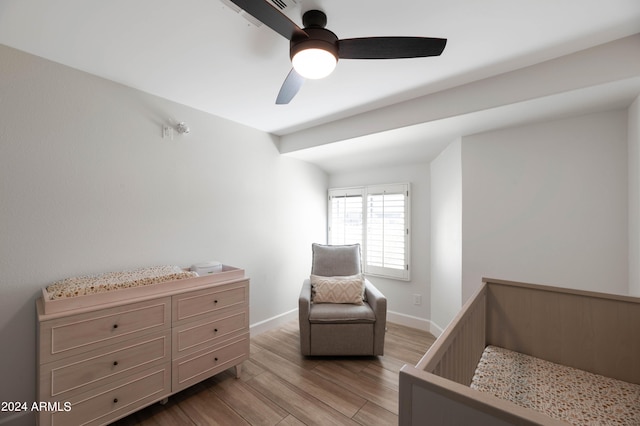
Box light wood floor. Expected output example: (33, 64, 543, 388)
(112, 321, 436, 426)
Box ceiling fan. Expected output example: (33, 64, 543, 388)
(228, 0, 447, 104)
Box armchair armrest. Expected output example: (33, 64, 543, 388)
(299, 279, 311, 317)
(365, 279, 387, 355)
(298, 279, 312, 355)
(365, 279, 387, 320)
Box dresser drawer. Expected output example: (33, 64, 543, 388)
(173, 280, 248, 323)
(40, 329, 170, 399)
(40, 365, 170, 426)
(173, 308, 248, 357)
(39, 298, 171, 363)
(172, 333, 249, 392)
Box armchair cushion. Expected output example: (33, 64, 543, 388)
(310, 274, 365, 305)
(309, 302, 376, 323)
(311, 243, 362, 276)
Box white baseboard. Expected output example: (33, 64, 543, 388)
(428, 321, 445, 338)
(251, 308, 443, 338)
(387, 310, 443, 337)
(250, 308, 298, 336)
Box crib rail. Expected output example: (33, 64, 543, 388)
(416, 283, 486, 385)
(398, 365, 560, 426)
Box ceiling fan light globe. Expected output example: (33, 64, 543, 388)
(292, 48, 337, 79)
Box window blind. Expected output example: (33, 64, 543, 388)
(328, 184, 410, 280)
(329, 193, 363, 246)
(367, 191, 406, 270)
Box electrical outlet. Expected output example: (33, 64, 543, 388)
(412, 294, 422, 305)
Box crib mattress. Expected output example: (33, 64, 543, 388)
(45, 265, 198, 300)
(470, 345, 640, 425)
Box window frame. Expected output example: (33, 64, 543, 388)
(328, 183, 410, 281)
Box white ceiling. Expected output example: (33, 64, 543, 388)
(1, 0, 640, 173)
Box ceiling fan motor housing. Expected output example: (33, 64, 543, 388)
(290, 27, 339, 61)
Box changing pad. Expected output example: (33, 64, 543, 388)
(470, 345, 640, 425)
(45, 265, 198, 300)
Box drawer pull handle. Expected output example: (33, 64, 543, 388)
(113, 361, 118, 366)
(214, 357, 218, 362)
(214, 300, 218, 304)
(113, 398, 118, 404)
(112, 324, 118, 329)
(214, 328, 218, 333)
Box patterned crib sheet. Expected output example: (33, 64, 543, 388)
(470, 345, 640, 425)
(46, 265, 198, 300)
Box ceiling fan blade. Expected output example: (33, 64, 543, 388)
(338, 37, 447, 59)
(276, 68, 305, 104)
(228, 0, 307, 40)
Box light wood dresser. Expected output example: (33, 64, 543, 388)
(36, 267, 249, 426)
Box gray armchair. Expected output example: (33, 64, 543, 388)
(298, 243, 387, 356)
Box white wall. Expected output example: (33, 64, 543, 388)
(329, 163, 431, 329)
(0, 45, 327, 425)
(429, 139, 462, 333)
(461, 110, 629, 301)
(629, 95, 640, 296)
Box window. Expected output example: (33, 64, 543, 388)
(328, 183, 410, 280)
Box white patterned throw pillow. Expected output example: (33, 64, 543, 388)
(310, 274, 365, 305)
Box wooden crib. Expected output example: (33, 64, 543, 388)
(399, 278, 640, 425)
